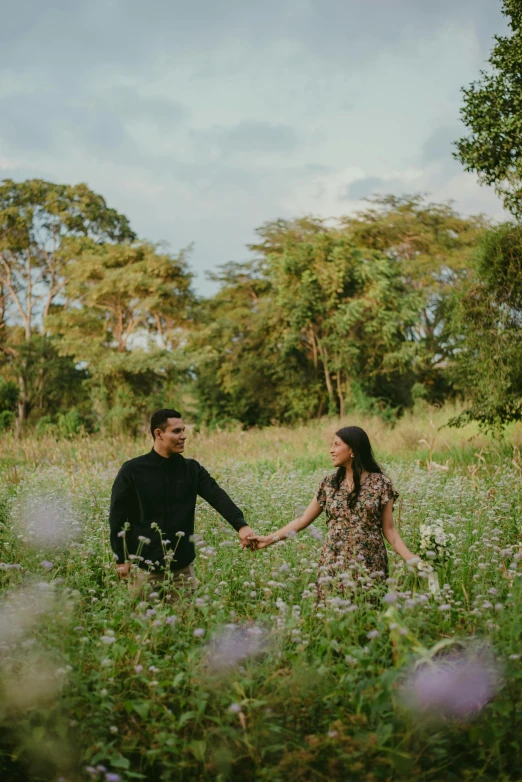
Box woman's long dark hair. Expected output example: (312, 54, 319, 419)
(333, 426, 382, 507)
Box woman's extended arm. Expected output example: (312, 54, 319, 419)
(381, 500, 417, 562)
(247, 497, 323, 550)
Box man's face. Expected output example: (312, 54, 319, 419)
(155, 418, 187, 455)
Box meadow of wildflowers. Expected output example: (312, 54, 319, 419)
(1, 412, 522, 781)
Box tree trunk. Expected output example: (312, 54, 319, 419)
(309, 327, 318, 370)
(336, 369, 345, 420)
(16, 374, 29, 437)
(316, 337, 336, 412)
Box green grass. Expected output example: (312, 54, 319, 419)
(1, 409, 522, 781)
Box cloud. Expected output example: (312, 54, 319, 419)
(104, 87, 189, 128)
(1, 1, 505, 82)
(82, 111, 128, 152)
(344, 177, 387, 201)
(422, 125, 461, 165)
(0, 93, 57, 152)
(120, 177, 166, 199)
(343, 174, 419, 202)
(0, 157, 19, 170)
(0, 0, 508, 294)
(0, 89, 151, 164)
(193, 120, 299, 159)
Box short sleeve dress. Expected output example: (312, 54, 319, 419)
(315, 471, 399, 595)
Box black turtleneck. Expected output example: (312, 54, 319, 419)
(109, 449, 246, 571)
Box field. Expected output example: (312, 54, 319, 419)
(1, 407, 522, 781)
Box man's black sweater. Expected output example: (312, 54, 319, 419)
(109, 449, 246, 570)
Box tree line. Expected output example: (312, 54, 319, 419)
(0, 184, 519, 435)
(1, 0, 521, 436)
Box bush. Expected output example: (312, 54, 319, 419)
(56, 409, 84, 437)
(35, 415, 55, 437)
(34, 409, 85, 438)
(0, 379, 19, 412)
(0, 410, 15, 432)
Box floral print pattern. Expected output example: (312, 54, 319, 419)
(315, 471, 399, 597)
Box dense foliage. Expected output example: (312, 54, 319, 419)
(2, 182, 512, 433)
(448, 222, 522, 429)
(455, 0, 522, 219)
(0, 179, 135, 432)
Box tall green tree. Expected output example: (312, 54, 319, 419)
(189, 261, 323, 426)
(0, 178, 135, 428)
(46, 240, 195, 432)
(454, 0, 522, 218)
(449, 222, 522, 429)
(258, 219, 420, 416)
(193, 217, 423, 426)
(341, 195, 489, 402)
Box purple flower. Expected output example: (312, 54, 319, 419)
(40, 560, 53, 570)
(383, 592, 398, 604)
(105, 774, 121, 782)
(207, 624, 268, 670)
(401, 652, 499, 720)
(193, 628, 205, 638)
(308, 527, 323, 541)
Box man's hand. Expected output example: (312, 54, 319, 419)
(238, 526, 255, 550)
(116, 562, 132, 579)
(245, 534, 273, 551)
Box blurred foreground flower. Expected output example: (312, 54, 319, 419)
(15, 491, 80, 548)
(417, 561, 440, 594)
(2, 654, 65, 710)
(0, 583, 55, 647)
(206, 624, 269, 672)
(401, 649, 500, 720)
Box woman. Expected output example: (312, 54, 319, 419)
(247, 426, 417, 597)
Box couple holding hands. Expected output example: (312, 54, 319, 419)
(110, 408, 417, 599)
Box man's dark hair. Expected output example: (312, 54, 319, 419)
(150, 408, 182, 439)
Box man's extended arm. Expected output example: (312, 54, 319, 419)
(109, 465, 133, 565)
(196, 464, 253, 547)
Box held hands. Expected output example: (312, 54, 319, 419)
(245, 534, 276, 550)
(238, 524, 279, 551)
(238, 525, 256, 550)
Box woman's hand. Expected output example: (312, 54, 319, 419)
(246, 534, 275, 550)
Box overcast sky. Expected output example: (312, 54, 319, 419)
(0, 0, 508, 293)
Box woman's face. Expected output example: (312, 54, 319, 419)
(330, 435, 353, 468)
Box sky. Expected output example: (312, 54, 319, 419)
(0, 0, 509, 293)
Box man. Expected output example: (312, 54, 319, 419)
(109, 408, 253, 596)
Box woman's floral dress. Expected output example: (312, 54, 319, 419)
(315, 471, 399, 599)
